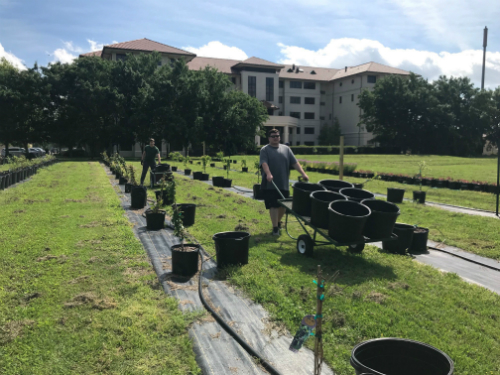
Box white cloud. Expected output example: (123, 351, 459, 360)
(62, 41, 84, 53)
(52, 48, 77, 64)
(0, 42, 26, 70)
(87, 39, 104, 52)
(50, 39, 106, 65)
(277, 38, 500, 89)
(183, 41, 248, 60)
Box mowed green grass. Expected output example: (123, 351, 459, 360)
(162, 160, 500, 260)
(149, 173, 500, 375)
(0, 162, 200, 375)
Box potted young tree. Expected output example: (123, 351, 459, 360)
(413, 161, 427, 204)
(171, 204, 200, 277)
(130, 166, 147, 209)
(125, 165, 136, 193)
(224, 158, 232, 187)
(253, 158, 264, 200)
(241, 159, 248, 172)
(146, 189, 166, 230)
(183, 156, 191, 176)
(200, 155, 211, 180)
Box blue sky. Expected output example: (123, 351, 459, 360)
(1, 0, 500, 87)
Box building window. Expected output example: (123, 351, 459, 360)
(329, 114, 332, 120)
(368, 75, 377, 84)
(296, 127, 301, 134)
(320, 102, 325, 106)
(296, 141, 301, 145)
(304, 82, 316, 90)
(290, 112, 301, 119)
(157, 60, 162, 66)
(305, 141, 315, 146)
(320, 116, 325, 120)
(231, 77, 236, 84)
(339, 82, 343, 87)
(320, 90, 325, 94)
(351, 94, 354, 102)
(305, 97, 315, 105)
(116, 53, 127, 61)
(352, 79, 355, 84)
(304, 113, 315, 120)
(267, 108, 274, 116)
(339, 96, 342, 104)
(248, 76, 256, 97)
(290, 96, 301, 104)
(266, 77, 274, 101)
(305, 127, 315, 134)
(290, 81, 302, 89)
(279, 81, 284, 88)
(279, 96, 283, 103)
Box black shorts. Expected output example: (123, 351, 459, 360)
(263, 189, 290, 209)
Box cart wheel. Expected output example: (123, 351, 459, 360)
(348, 243, 365, 253)
(297, 235, 314, 257)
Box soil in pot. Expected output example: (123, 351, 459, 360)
(387, 188, 405, 203)
(242, 167, 248, 172)
(353, 183, 364, 189)
(382, 223, 415, 254)
(319, 179, 354, 193)
(184, 169, 191, 176)
(350, 337, 454, 375)
(223, 179, 232, 188)
(292, 182, 326, 216)
(310, 191, 346, 229)
(339, 187, 374, 203)
(413, 190, 426, 204)
(175, 204, 196, 227)
(171, 244, 199, 277)
(253, 184, 264, 200)
(145, 209, 166, 230)
(212, 176, 225, 187)
(409, 227, 429, 253)
(119, 177, 128, 185)
(328, 200, 371, 243)
(361, 199, 400, 239)
(200, 173, 209, 181)
(192, 171, 203, 180)
(171, 166, 178, 171)
(125, 183, 133, 193)
(131, 186, 147, 209)
(213, 231, 251, 268)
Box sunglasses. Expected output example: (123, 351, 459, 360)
(269, 135, 280, 138)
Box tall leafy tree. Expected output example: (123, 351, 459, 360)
(318, 117, 341, 145)
(0, 58, 20, 158)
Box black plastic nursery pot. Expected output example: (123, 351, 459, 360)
(119, 177, 127, 185)
(253, 184, 264, 200)
(292, 182, 326, 216)
(184, 169, 191, 176)
(200, 173, 209, 181)
(310, 191, 346, 229)
(156, 164, 170, 172)
(213, 231, 251, 269)
(171, 166, 178, 172)
(212, 176, 225, 187)
(175, 204, 196, 227)
(361, 199, 400, 239)
(125, 183, 133, 193)
(115, 172, 121, 179)
(171, 244, 200, 277)
(319, 179, 354, 193)
(0, 175, 4, 190)
(382, 223, 415, 254)
(223, 166, 227, 170)
(339, 187, 375, 203)
(145, 209, 166, 230)
(155, 191, 174, 205)
(409, 227, 429, 253)
(353, 183, 363, 189)
(350, 337, 454, 375)
(387, 188, 405, 203)
(328, 200, 371, 243)
(210, 163, 215, 167)
(130, 186, 147, 209)
(223, 178, 232, 188)
(413, 190, 426, 204)
(242, 167, 248, 172)
(192, 171, 203, 180)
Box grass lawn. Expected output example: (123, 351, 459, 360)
(0, 161, 200, 375)
(147, 173, 500, 375)
(161, 161, 500, 260)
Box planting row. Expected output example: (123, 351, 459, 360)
(0, 155, 56, 190)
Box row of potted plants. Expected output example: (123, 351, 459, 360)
(0, 155, 57, 190)
(297, 159, 358, 175)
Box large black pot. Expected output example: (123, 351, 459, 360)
(0, 175, 4, 190)
(212, 176, 225, 187)
(125, 183, 133, 193)
(171, 244, 199, 277)
(339, 187, 374, 203)
(192, 171, 203, 180)
(382, 223, 415, 254)
(119, 177, 128, 185)
(409, 227, 429, 253)
(350, 337, 454, 375)
(184, 169, 191, 176)
(171, 166, 178, 172)
(213, 231, 251, 269)
(310, 191, 346, 229)
(413, 190, 426, 204)
(130, 186, 147, 209)
(319, 179, 354, 193)
(156, 164, 170, 172)
(387, 188, 405, 203)
(292, 182, 325, 216)
(253, 184, 264, 200)
(145, 209, 166, 230)
(175, 203, 196, 227)
(328, 200, 371, 243)
(223, 179, 232, 188)
(361, 199, 400, 239)
(242, 167, 248, 172)
(200, 173, 209, 181)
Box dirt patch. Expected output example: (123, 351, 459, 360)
(251, 219, 259, 224)
(37, 254, 66, 262)
(210, 332, 221, 339)
(60, 215, 70, 218)
(13, 210, 25, 214)
(179, 300, 194, 306)
(79, 221, 99, 228)
(387, 282, 410, 290)
(88, 257, 100, 263)
(261, 318, 288, 338)
(0, 320, 35, 344)
(352, 290, 363, 299)
(24, 292, 41, 301)
(68, 276, 90, 284)
(365, 291, 387, 304)
(65, 199, 83, 203)
(64, 292, 116, 310)
(216, 214, 227, 219)
(258, 210, 265, 215)
(223, 193, 231, 197)
(233, 199, 246, 205)
(326, 284, 344, 297)
(167, 280, 198, 291)
(208, 187, 214, 190)
(24, 199, 50, 204)
(234, 223, 249, 231)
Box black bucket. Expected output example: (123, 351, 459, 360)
(131, 186, 147, 209)
(156, 164, 170, 172)
(184, 169, 191, 176)
(171, 244, 199, 277)
(409, 227, 429, 253)
(361, 199, 400, 239)
(292, 182, 325, 216)
(213, 231, 251, 269)
(387, 188, 405, 203)
(310, 191, 346, 229)
(382, 223, 415, 254)
(319, 179, 354, 193)
(125, 183, 133, 193)
(192, 171, 203, 180)
(328, 201, 371, 243)
(224, 179, 232, 187)
(119, 177, 127, 185)
(340, 188, 375, 203)
(145, 209, 166, 230)
(413, 190, 426, 204)
(212, 176, 225, 187)
(175, 204, 196, 227)
(201, 173, 209, 181)
(350, 337, 454, 375)
(253, 184, 264, 200)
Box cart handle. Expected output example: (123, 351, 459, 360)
(271, 180, 286, 200)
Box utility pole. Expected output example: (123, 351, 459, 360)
(481, 26, 488, 91)
(339, 136, 344, 180)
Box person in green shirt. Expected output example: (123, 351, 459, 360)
(140, 138, 161, 185)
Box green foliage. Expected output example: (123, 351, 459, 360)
(254, 158, 260, 184)
(170, 151, 182, 162)
(165, 177, 176, 204)
(216, 151, 224, 161)
(416, 161, 428, 191)
(172, 204, 186, 246)
(241, 159, 247, 168)
(200, 155, 211, 173)
(128, 165, 138, 186)
(318, 118, 342, 146)
(224, 158, 232, 179)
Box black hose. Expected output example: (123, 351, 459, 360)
(427, 246, 500, 272)
(197, 252, 282, 375)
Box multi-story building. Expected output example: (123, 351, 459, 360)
(81, 38, 411, 152)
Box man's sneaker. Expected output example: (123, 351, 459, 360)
(272, 227, 281, 236)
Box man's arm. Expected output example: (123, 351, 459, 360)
(261, 162, 273, 182)
(141, 151, 145, 164)
(292, 162, 309, 181)
(157, 149, 161, 164)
